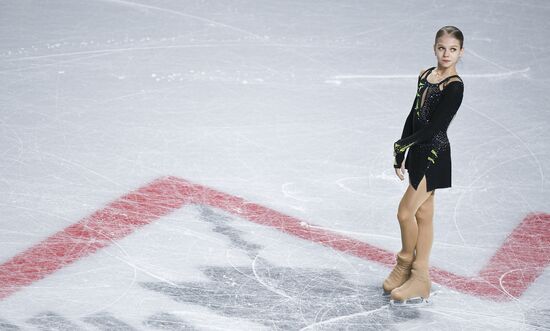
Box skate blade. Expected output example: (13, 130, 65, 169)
(389, 297, 431, 308)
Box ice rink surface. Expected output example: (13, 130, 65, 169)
(1, 0, 550, 330)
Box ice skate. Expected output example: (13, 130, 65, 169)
(389, 261, 431, 307)
(382, 252, 414, 295)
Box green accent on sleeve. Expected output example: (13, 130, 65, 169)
(431, 149, 438, 157)
(427, 156, 435, 164)
(396, 142, 414, 152)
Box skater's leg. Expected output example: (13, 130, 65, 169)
(396, 175, 433, 258)
(388, 176, 434, 301)
(383, 175, 433, 293)
(414, 190, 434, 265)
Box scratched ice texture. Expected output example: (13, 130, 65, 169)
(1, 0, 550, 330)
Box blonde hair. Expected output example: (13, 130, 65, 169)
(435, 26, 464, 49)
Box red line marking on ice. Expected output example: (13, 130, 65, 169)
(0, 176, 548, 301)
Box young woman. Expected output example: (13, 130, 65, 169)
(386, 26, 465, 307)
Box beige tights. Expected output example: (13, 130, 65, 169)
(384, 175, 434, 299)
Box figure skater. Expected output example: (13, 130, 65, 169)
(385, 26, 465, 307)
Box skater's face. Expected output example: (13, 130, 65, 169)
(433, 34, 463, 69)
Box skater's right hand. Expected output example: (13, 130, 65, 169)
(395, 162, 406, 181)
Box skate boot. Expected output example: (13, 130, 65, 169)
(389, 261, 431, 307)
(382, 252, 414, 295)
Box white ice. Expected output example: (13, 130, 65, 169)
(1, 0, 549, 330)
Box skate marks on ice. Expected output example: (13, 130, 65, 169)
(141, 206, 420, 330)
(524, 308, 550, 330)
(2, 176, 549, 302)
(82, 312, 137, 330)
(27, 311, 138, 331)
(0, 178, 547, 328)
(1, 310, 196, 330)
(26, 312, 82, 330)
(141, 264, 418, 330)
(0, 205, 418, 330)
(143, 312, 198, 330)
(0, 318, 20, 331)
(198, 205, 262, 260)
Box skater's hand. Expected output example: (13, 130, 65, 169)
(395, 162, 406, 181)
(393, 149, 406, 181)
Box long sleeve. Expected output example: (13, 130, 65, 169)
(400, 74, 422, 140)
(393, 74, 422, 168)
(393, 81, 464, 168)
(393, 99, 415, 168)
(400, 99, 415, 140)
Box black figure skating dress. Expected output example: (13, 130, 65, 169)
(393, 66, 464, 192)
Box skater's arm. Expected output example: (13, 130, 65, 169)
(394, 101, 415, 169)
(400, 69, 426, 140)
(393, 69, 425, 169)
(393, 80, 464, 168)
(399, 96, 416, 140)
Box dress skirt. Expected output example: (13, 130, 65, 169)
(405, 142, 451, 192)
